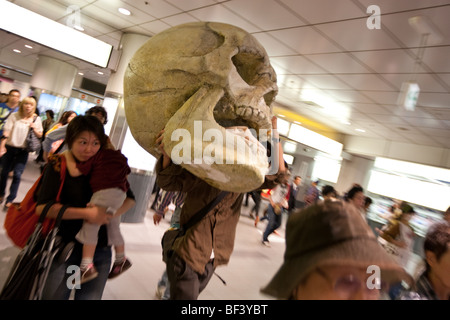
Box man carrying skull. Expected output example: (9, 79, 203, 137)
(124, 21, 285, 299)
(155, 116, 286, 300)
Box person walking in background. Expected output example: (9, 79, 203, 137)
(304, 179, 319, 207)
(345, 185, 366, 220)
(247, 189, 262, 223)
(42, 106, 110, 161)
(0, 92, 8, 103)
(287, 175, 301, 215)
(262, 170, 291, 247)
(396, 222, 450, 300)
(377, 202, 416, 266)
(0, 89, 21, 140)
(45, 110, 77, 155)
(321, 185, 338, 202)
(0, 96, 43, 210)
(35, 109, 55, 163)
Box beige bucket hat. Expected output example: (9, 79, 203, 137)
(261, 200, 413, 299)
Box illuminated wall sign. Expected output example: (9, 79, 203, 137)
(369, 157, 450, 211)
(0, 1, 112, 68)
(288, 123, 343, 158)
(397, 81, 420, 111)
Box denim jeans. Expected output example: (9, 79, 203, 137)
(0, 145, 29, 203)
(262, 204, 282, 242)
(41, 242, 112, 300)
(158, 270, 171, 300)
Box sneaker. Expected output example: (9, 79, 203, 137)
(262, 240, 271, 247)
(108, 258, 132, 279)
(80, 263, 98, 284)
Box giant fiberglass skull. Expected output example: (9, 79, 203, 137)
(124, 22, 278, 192)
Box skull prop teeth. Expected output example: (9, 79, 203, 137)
(124, 22, 278, 192)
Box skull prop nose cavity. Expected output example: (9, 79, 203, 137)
(124, 22, 278, 192)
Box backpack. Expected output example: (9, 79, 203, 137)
(3, 155, 67, 248)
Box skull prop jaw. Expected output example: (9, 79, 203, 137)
(124, 22, 278, 192)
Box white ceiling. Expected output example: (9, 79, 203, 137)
(1, 0, 450, 153)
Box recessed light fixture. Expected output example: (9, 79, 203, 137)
(294, 121, 302, 125)
(78, 72, 84, 76)
(97, 71, 104, 75)
(25, 44, 33, 49)
(355, 128, 366, 133)
(74, 25, 85, 32)
(13, 49, 21, 53)
(277, 114, 286, 118)
(118, 8, 131, 15)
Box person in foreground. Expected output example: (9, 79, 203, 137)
(261, 200, 413, 300)
(397, 222, 450, 300)
(35, 115, 134, 300)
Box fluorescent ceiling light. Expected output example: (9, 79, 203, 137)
(283, 141, 297, 154)
(283, 154, 294, 165)
(118, 8, 131, 16)
(0, 1, 112, 68)
(25, 44, 33, 49)
(374, 157, 450, 183)
(13, 49, 21, 53)
(368, 170, 448, 212)
(277, 118, 290, 136)
(300, 88, 351, 120)
(288, 124, 343, 157)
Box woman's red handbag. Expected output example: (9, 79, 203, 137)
(4, 155, 66, 248)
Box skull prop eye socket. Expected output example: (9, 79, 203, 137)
(124, 22, 278, 192)
(232, 52, 277, 106)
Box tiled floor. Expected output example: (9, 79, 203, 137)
(0, 155, 286, 300)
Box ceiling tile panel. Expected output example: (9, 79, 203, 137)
(422, 47, 450, 73)
(165, 0, 219, 11)
(418, 93, 450, 108)
(252, 33, 297, 56)
(361, 91, 399, 105)
(189, 5, 262, 33)
(305, 53, 372, 74)
(161, 13, 199, 26)
(316, 19, 401, 51)
(122, 0, 181, 18)
(281, 0, 364, 24)
(223, 0, 305, 30)
(270, 56, 327, 74)
(377, 6, 450, 47)
(380, 73, 448, 92)
(351, 50, 422, 74)
(336, 74, 397, 91)
(268, 27, 342, 54)
(302, 75, 353, 90)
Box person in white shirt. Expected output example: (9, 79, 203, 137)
(262, 171, 291, 247)
(0, 97, 43, 210)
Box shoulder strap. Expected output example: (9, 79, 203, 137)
(182, 191, 228, 231)
(0, 109, 14, 124)
(56, 154, 67, 201)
